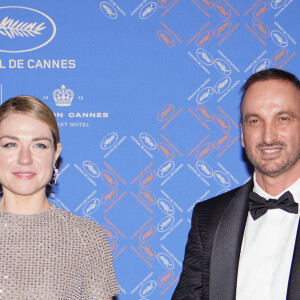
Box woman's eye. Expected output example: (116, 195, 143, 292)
(2, 142, 16, 148)
(35, 143, 47, 149)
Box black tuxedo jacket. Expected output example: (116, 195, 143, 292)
(172, 180, 300, 300)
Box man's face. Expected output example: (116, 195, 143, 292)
(241, 79, 300, 179)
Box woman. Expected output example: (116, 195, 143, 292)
(0, 95, 120, 299)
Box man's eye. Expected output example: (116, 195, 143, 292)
(280, 117, 289, 121)
(249, 119, 258, 124)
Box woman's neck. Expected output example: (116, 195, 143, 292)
(0, 191, 51, 215)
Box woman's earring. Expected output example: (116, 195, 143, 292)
(49, 167, 58, 186)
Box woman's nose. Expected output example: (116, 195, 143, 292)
(18, 147, 33, 165)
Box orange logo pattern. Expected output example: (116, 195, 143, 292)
(40, 1, 300, 299)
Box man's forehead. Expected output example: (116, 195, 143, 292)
(244, 79, 298, 97)
(241, 79, 300, 115)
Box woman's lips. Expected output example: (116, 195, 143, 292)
(13, 172, 36, 179)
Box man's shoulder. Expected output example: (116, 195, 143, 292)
(193, 181, 252, 217)
(199, 186, 241, 208)
(188, 181, 252, 241)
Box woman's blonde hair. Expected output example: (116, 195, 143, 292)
(0, 95, 60, 150)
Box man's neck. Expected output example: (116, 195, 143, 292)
(255, 171, 300, 196)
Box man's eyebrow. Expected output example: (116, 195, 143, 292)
(277, 111, 296, 116)
(244, 111, 298, 120)
(244, 113, 259, 119)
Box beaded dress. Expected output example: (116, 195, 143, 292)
(0, 206, 120, 299)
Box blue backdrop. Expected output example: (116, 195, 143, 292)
(0, 0, 299, 299)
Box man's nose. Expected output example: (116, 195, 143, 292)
(262, 122, 278, 144)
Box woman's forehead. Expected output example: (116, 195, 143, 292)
(0, 112, 53, 137)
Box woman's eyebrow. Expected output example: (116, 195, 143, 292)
(0, 135, 18, 140)
(0, 136, 52, 142)
(32, 137, 52, 142)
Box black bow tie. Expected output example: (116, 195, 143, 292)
(249, 191, 298, 221)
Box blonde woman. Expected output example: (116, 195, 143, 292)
(0, 96, 119, 299)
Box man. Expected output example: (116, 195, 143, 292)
(172, 69, 300, 300)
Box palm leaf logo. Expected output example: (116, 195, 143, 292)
(0, 16, 46, 39)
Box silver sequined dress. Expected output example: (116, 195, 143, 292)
(0, 206, 120, 299)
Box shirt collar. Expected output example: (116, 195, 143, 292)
(253, 172, 300, 204)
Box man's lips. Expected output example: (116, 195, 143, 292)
(261, 148, 281, 154)
(257, 145, 284, 159)
(257, 143, 285, 152)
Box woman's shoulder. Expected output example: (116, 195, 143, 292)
(51, 206, 106, 238)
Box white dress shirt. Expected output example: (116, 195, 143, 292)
(236, 174, 300, 300)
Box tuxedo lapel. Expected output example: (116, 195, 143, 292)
(209, 180, 252, 300)
(287, 218, 300, 299)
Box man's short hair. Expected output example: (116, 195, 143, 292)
(240, 68, 300, 120)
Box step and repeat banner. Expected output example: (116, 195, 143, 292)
(0, 0, 299, 299)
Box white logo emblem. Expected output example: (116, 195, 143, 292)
(214, 58, 231, 75)
(139, 133, 157, 150)
(83, 198, 100, 215)
(157, 161, 175, 178)
(196, 48, 214, 65)
(214, 76, 231, 94)
(139, 280, 156, 297)
(99, 2, 117, 19)
(0, 6, 56, 53)
(157, 216, 174, 232)
(271, 0, 287, 9)
(157, 198, 175, 215)
(196, 87, 214, 104)
(82, 161, 100, 178)
(214, 171, 231, 187)
(196, 161, 213, 178)
(271, 30, 288, 47)
(139, 2, 156, 19)
(53, 85, 74, 106)
(253, 59, 270, 73)
(100, 132, 118, 150)
(157, 253, 175, 269)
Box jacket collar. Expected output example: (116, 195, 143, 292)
(209, 179, 300, 299)
(209, 180, 252, 300)
(287, 219, 300, 299)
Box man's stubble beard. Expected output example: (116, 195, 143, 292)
(243, 139, 300, 178)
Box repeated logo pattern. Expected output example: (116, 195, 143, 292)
(0, 1, 299, 299)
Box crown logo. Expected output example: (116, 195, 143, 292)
(53, 85, 74, 106)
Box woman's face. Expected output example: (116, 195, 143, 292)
(0, 112, 61, 198)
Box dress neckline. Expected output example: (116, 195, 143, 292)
(0, 205, 56, 218)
